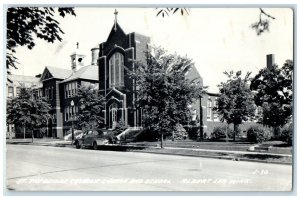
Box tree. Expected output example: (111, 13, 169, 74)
(76, 85, 105, 132)
(215, 71, 256, 141)
(250, 60, 293, 136)
(155, 8, 276, 36)
(6, 7, 76, 75)
(251, 8, 275, 36)
(155, 8, 190, 17)
(7, 87, 51, 142)
(131, 47, 204, 148)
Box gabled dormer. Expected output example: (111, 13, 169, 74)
(40, 66, 72, 82)
(40, 67, 54, 81)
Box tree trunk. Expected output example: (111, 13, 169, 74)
(31, 129, 34, 143)
(23, 126, 26, 139)
(160, 129, 164, 149)
(273, 126, 280, 139)
(172, 130, 175, 142)
(233, 124, 239, 142)
(225, 125, 229, 142)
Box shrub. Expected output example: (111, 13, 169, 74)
(280, 123, 293, 145)
(247, 125, 272, 143)
(169, 124, 188, 141)
(211, 125, 234, 140)
(185, 126, 199, 140)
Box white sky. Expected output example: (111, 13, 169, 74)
(1, 2, 299, 200)
(11, 7, 293, 92)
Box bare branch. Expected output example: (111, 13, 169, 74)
(259, 8, 276, 20)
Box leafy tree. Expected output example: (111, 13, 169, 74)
(250, 60, 293, 136)
(7, 87, 51, 142)
(6, 7, 76, 75)
(155, 8, 190, 17)
(76, 85, 105, 132)
(215, 71, 256, 141)
(131, 47, 204, 148)
(251, 8, 275, 35)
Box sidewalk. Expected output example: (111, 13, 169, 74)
(6, 138, 72, 146)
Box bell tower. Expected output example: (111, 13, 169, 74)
(70, 42, 85, 72)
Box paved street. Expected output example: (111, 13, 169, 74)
(6, 144, 292, 191)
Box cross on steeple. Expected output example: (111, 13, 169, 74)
(114, 9, 118, 31)
(76, 42, 79, 49)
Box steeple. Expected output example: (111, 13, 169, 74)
(70, 42, 85, 72)
(105, 10, 126, 43)
(114, 9, 118, 31)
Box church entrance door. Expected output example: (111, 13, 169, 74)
(109, 103, 118, 129)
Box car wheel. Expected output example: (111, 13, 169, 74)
(75, 141, 81, 149)
(93, 141, 98, 150)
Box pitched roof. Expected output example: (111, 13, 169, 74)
(185, 66, 203, 86)
(7, 74, 41, 88)
(106, 22, 127, 43)
(46, 66, 72, 79)
(61, 65, 98, 83)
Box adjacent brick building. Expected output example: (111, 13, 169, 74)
(6, 74, 41, 138)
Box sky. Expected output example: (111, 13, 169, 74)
(11, 7, 293, 92)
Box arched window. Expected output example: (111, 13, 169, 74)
(109, 52, 124, 87)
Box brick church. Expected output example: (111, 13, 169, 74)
(98, 20, 150, 129)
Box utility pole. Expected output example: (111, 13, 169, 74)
(71, 100, 75, 145)
(199, 95, 203, 140)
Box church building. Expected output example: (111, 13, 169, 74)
(98, 19, 150, 129)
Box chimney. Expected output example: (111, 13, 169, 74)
(266, 54, 274, 68)
(91, 47, 99, 65)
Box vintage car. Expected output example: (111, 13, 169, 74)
(74, 130, 110, 150)
(63, 130, 83, 141)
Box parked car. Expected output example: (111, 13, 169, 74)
(64, 130, 83, 141)
(74, 130, 109, 150)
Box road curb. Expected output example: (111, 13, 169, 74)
(6, 141, 72, 148)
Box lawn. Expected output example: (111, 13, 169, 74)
(127, 139, 292, 155)
(94, 144, 292, 165)
(132, 147, 292, 164)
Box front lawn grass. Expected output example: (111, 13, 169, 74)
(127, 139, 292, 155)
(132, 147, 292, 164)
